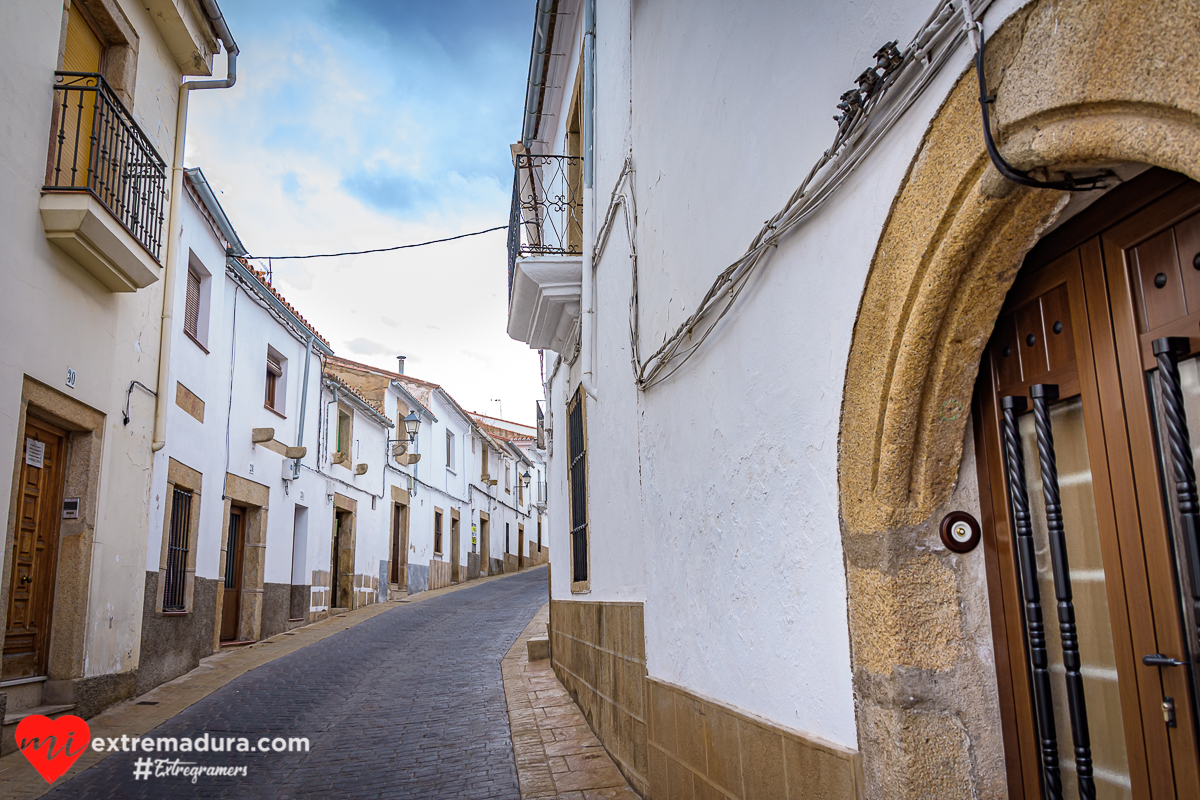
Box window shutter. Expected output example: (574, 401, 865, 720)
(266, 353, 282, 377)
(184, 270, 201, 338)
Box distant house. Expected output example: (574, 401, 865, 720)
(140, 168, 335, 695)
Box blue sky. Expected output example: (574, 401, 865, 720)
(186, 0, 540, 422)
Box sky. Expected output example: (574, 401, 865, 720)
(186, 0, 540, 424)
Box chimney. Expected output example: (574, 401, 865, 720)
(396, 355, 406, 375)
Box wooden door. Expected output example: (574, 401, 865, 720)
(330, 512, 343, 608)
(3, 417, 67, 680)
(390, 504, 402, 585)
(479, 517, 490, 576)
(451, 516, 461, 583)
(220, 508, 244, 641)
(976, 170, 1200, 799)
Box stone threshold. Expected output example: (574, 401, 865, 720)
(0, 565, 546, 800)
(502, 603, 641, 800)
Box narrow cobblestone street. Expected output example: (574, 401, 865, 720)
(42, 569, 548, 799)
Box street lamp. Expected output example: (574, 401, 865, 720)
(521, 471, 531, 489)
(404, 411, 421, 442)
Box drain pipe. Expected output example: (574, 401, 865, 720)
(295, 332, 314, 449)
(579, 0, 598, 401)
(152, 1, 239, 451)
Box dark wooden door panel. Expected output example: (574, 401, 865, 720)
(4, 416, 67, 680)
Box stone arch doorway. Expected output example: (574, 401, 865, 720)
(838, 0, 1200, 796)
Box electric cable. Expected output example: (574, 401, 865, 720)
(245, 225, 506, 261)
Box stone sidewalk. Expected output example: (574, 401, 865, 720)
(0, 567, 541, 799)
(502, 605, 639, 800)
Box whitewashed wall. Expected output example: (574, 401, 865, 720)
(538, 0, 1029, 750)
(0, 0, 204, 677)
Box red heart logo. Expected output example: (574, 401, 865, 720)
(15, 714, 90, 784)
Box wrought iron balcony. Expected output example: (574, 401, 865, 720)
(45, 72, 168, 262)
(507, 153, 583, 296)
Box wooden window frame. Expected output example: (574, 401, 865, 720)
(567, 386, 590, 591)
(334, 404, 353, 467)
(446, 430, 454, 472)
(433, 508, 444, 556)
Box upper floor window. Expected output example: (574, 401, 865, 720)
(265, 348, 286, 415)
(334, 405, 352, 465)
(505, 460, 511, 493)
(481, 443, 489, 480)
(446, 431, 455, 472)
(183, 255, 211, 349)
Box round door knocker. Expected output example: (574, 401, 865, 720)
(940, 511, 981, 553)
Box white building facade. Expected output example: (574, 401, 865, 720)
(507, 0, 1200, 798)
(1, 0, 235, 742)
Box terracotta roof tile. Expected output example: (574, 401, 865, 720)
(235, 258, 331, 348)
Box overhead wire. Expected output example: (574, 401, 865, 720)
(245, 225, 507, 261)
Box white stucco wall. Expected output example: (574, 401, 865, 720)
(534, 0, 1029, 750)
(0, 0, 207, 678)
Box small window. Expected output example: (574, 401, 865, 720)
(567, 386, 588, 587)
(446, 431, 455, 471)
(434, 510, 443, 555)
(505, 522, 510, 554)
(481, 443, 489, 480)
(163, 487, 192, 611)
(184, 268, 201, 339)
(335, 406, 352, 465)
(265, 348, 287, 414)
(505, 461, 511, 493)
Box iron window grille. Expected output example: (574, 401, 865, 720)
(45, 72, 168, 262)
(567, 387, 588, 584)
(507, 153, 583, 297)
(163, 488, 192, 611)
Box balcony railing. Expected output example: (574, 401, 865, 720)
(507, 153, 583, 296)
(45, 72, 168, 262)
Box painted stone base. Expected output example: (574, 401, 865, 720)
(467, 552, 481, 580)
(136, 572, 219, 696)
(407, 562, 430, 595)
(488, 556, 503, 576)
(260, 582, 292, 640)
(550, 599, 862, 799)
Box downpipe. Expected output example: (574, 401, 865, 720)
(579, 0, 598, 401)
(152, 3, 239, 451)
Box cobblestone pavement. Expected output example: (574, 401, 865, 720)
(43, 567, 549, 800)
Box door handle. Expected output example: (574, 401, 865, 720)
(1143, 653, 1187, 667)
(20, 574, 32, 585)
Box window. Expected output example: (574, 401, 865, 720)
(184, 268, 201, 339)
(446, 431, 455, 471)
(434, 510, 443, 555)
(334, 406, 352, 465)
(163, 487, 192, 611)
(505, 461, 511, 493)
(265, 348, 286, 414)
(505, 522, 510, 554)
(567, 386, 588, 587)
(481, 443, 489, 480)
(518, 477, 524, 506)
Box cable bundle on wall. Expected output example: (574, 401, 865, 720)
(600, 0, 997, 389)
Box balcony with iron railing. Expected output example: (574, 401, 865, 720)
(39, 72, 168, 292)
(506, 153, 585, 355)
